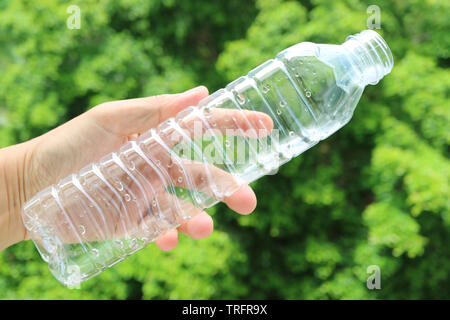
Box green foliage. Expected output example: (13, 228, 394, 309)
(0, 229, 247, 299)
(0, 0, 449, 299)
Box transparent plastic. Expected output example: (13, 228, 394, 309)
(22, 30, 393, 286)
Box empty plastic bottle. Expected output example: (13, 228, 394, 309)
(22, 29, 393, 286)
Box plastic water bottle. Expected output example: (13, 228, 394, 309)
(22, 30, 393, 286)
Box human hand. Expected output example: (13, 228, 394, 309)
(0, 86, 273, 251)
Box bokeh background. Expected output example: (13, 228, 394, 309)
(0, 0, 449, 299)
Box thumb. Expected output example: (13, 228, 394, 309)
(89, 86, 209, 136)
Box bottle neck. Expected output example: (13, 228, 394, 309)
(342, 30, 393, 86)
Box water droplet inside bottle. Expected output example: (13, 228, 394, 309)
(212, 121, 217, 127)
(44, 237, 57, 253)
(225, 141, 230, 148)
(257, 160, 264, 169)
(124, 194, 131, 202)
(280, 101, 286, 107)
(91, 249, 99, 257)
(179, 188, 184, 193)
(156, 160, 161, 166)
(236, 93, 245, 104)
(115, 239, 123, 249)
(264, 163, 273, 171)
(305, 91, 311, 98)
(277, 109, 282, 115)
(204, 107, 212, 118)
(79, 225, 86, 235)
(24, 221, 33, 231)
(177, 177, 183, 183)
(130, 239, 137, 249)
(115, 179, 124, 191)
(152, 200, 157, 207)
(262, 84, 270, 93)
(289, 131, 295, 137)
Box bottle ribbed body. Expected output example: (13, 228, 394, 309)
(22, 30, 393, 286)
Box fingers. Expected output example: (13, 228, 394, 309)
(154, 184, 256, 251)
(167, 159, 257, 215)
(168, 159, 242, 201)
(155, 229, 179, 251)
(177, 211, 214, 240)
(120, 145, 256, 218)
(90, 86, 209, 136)
(153, 201, 213, 250)
(223, 184, 257, 215)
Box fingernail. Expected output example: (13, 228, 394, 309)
(181, 85, 206, 96)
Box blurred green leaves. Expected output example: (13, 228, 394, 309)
(363, 202, 427, 258)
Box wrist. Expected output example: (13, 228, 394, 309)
(0, 139, 39, 250)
